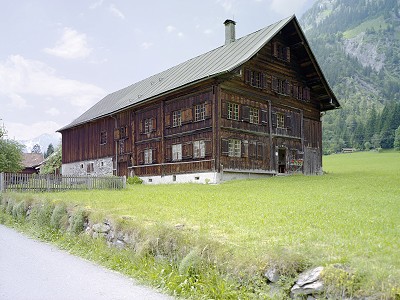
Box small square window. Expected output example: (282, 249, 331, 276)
(172, 144, 182, 161)
(172, 110, 182, 127)
(195, 103, 206, 121)
(227, 103, 239, 120)
(228, 139, 241, 157)
(277, 113, 285, 128)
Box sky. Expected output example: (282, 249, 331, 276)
(0, 0, 316, 141)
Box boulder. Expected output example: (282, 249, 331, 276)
(92, 223, 111, 234)
(290, 267, 324, 297)
(264, 267, 280, 283)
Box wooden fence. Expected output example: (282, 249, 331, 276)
(0, 173, 126, 193)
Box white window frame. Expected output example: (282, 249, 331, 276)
(172, 144, 182, 161)
(228, 139, 241, 157)
(277, 113, 285, 128)
(144, 149, 152, 164)
(144, 118, 152, 133)
(249, 107, 259, 124)
(172, 110, 182, 127)
(193, 140, 205, 159)
(227, 103, 239, 120)
(195, 103, 206, 121)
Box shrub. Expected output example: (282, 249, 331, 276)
(12, 200, 27, 221)
(50, 203, 68, 230)
(29, 202, 55, 228)
(127, 176, 143, 185)
(69, 208, 87, 234)
(322, 265, 362, 298)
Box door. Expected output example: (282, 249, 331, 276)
(278, 148, 286, 173)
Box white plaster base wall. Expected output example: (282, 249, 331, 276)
(62, 157, 114, 176)
(139, 170, 276, 184)
(139, 172, 221, 185)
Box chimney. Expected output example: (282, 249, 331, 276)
(224, 19, 236, 45)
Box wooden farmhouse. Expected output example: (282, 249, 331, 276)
(58, 15, 340, 184)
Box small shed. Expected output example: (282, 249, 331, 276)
(21, 153, 44, 174)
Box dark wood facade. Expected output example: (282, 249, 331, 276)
(60, 17, 339, 180)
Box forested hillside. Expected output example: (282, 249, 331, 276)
(301, 0, 400, 153)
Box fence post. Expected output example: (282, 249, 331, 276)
(0, 172, 4, 193)
(123, 176, 126, 189)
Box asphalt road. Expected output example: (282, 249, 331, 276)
(0, 224, 173, 300)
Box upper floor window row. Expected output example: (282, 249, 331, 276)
(272, 76, 311, 101)
(165, 102, 211, 128)
(224, 101, 268, 125)
(244, 69, 268, 89)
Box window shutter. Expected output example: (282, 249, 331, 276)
(286, 47, 291, 62)
(139, 120, 143, 134)
(114, 128, 120, 140)
(165, 145, 172, 162)
(241, 106, 250, 122)
(249, 141, 256, 158)
(182, 107, 193, 123)
(272, 112, 277, 128)
(152, 149, 156, 163)
(257, 142, 264, 160)
(304, 87, 310, 101)
(221, 139, 229, 156)
(261, 110, 268, 126)
(138, 151, 144, 165)
(151, 118, 156, 132)
(183, 142, 192, 159)
(205, 140, 212, 156)
(272, 76, 278, 91)
(221, 101, 227, 118)
(165, 113, 171, 128)
(205, 102, 212, 119)
(273, 42, 278, 57)
(285, 80, 290, 95)
(241, 140, 248, 158)
(261, 73, 268, 89)
(286, 114, 292, 133)
(244, 69, 251, 84)
(292, 84, 298, 98)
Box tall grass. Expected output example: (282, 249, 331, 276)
(3, 151, 400, 297)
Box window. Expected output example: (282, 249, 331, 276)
(277, 113, 285, 128)
(227, 103, 239, 120)
(100, 131, 107, 145)
(172, 110, 182, 127)
(249, 107, 259, 124)
(244, 69, 267, 89)
(119, 140, 125, 154)
(144, 149, 152, 164)
(195, 103, 206, 121)
(172, 144, 182, 161)
(144, 118, 153, 133)
(228, 139, 241, 157)
(272, 77, 290, 95)
(193, 140, 205, 158)
(87, 162, 94, 174)
(272, 42, 291, 62)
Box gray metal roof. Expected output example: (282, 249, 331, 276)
(59, 15, 330, 131)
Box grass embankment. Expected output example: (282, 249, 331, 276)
(1, 151, 400, 298)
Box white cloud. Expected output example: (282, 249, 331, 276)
(109, 4, 125, 19)
(9, 93, 31, 109)
(140, 42, 153, 50)
(44, 27, 92, 59)
(6, 121, 61, 141)
(216, 0, 235, 12)
(0, 55, 105, 111)
(89, 0, 104, 9)
(45, 107, 60, 116)
(270, 0, 308, 16)
(166, 25, 176, 33)
(204, 29, 213, 35)
(177, 32, 184, 38)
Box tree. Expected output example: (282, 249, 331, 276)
(40, 146, 62, 174)
(394, 125, 400, 151)
(0, 135, 24, 173)
(31, 144, 42, 154)
(44, 143, 55, 159)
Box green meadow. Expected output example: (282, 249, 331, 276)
(3, 151, 400, 297)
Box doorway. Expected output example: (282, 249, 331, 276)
(278, 148, 286, 173)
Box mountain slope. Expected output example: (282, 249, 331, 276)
(300, 0, 400, 153)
